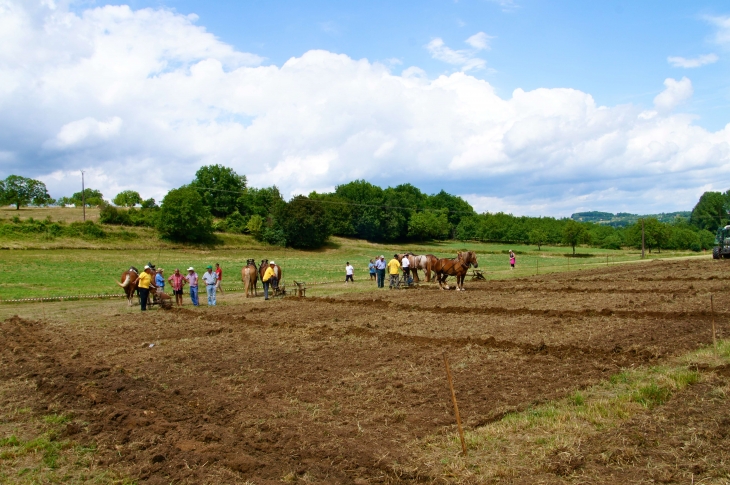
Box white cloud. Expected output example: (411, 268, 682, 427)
(465, 32, 493, 50)
(705, 15, 730, 46)
(667, 54, 718, 68)
(426, 32, 492, 71)
(1, 1, 730, 216)
(653, 77, 693, 112)
(49, 117, 123, 148)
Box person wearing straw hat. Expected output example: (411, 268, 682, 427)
(262, 260, 277, 300)
(202, 265, 218, 306)
(185, 267, 199, 306)
(155, 268, 165, 294)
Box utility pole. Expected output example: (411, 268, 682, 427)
(81, 170, 86, 222)
(641, 218, 645, 259)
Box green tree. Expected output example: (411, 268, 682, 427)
(426, 190, 475, 228)
(278, 196, 331, 248)
(246, 215, 264, 240)
(156, 186, 213, 242)
(562, 219, 589, 255)
(140, 198, 157, 209)
(112, 190, 142, 207)
(528, 228, 548, 250)
(689, 191, 728, 232)
(408, 210, 450, 241)
(191, 165, 247, 217)
(224, 210, 249, 234)
(0, 175, 53, 210)
(70, 188, 104, 207)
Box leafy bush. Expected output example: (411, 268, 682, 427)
(224, 210, 249, 234)
(278, 196, 331, 248)
(156, 186, 213, 242)
(99, 203, 132, 225)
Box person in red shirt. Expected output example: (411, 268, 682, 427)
(167, 268, 186, 306)
(215, 263, 224, 294)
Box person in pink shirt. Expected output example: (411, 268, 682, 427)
(509, 250, 516, 270)
(185, 267, 199, 306)
(168, 268, 186, 306)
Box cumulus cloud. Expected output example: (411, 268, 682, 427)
(667, 54, 718, 68)
(1, 1, 729, 216)
(653, 77, 693, 113)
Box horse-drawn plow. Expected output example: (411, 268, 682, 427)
(2, 259, 729, 484)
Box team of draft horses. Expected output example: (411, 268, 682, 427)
(116, 251, 478, 308)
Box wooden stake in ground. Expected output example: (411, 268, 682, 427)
(710, 295, 717, 352)
(443, 352, 467, 456)
(641, 218, 645, 259)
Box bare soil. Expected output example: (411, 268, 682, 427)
(1, 258, 729, 483)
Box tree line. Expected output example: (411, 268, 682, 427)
(2, 171, 729, 251)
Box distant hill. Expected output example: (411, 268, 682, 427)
(571, 211, 691, 227)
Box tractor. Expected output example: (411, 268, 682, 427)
(713, 225, 730, 259)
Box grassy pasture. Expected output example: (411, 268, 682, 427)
(0, 236, 705, 300)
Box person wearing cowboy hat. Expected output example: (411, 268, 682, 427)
(154, 268, 165, 295)
(262, 260, 278, 300)
(375, 255, 386, 288)
(185, 267, 199, 306)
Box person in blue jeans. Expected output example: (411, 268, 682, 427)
(185, 267, 199, 306)
(375, 255, 386, 288)
(202, 265, 218, 306)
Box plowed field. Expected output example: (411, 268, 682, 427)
(2, 258, 730, 484)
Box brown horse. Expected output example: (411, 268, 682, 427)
(259, 259, 283, 289)
(116, 266, 158, 305)
(394, 253, 438, 282)
(241, 259, 258, 298)
(116, 267, 140, 306)
(432, 251, 479, 291)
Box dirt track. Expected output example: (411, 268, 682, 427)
(2, 259, 730, 483)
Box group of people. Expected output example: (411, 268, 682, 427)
(363, 254, 411, 289)
(137, 263, 224, 310)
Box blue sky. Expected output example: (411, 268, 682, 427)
(91, 0, 730, 130)
(2, 0, 730, 215)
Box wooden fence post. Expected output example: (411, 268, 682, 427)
(710, 294, 717, 352)
(443, 353, 467, 456)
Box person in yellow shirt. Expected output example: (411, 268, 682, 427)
(262, 260, 278, 300)
(386, 254, 401, 289)
(136, 265, 152, 311)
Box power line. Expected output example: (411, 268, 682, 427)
(190, 185, 478, 215)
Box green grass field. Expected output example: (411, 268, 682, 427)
(0, 234, 707, 300)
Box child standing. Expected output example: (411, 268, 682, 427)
(345, 262, 354, 283)
(509, 250, 516, 270)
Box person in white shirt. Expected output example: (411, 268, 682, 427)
(401, 254, 411, 283)
(345, 262, 354, 283)
(202, 265, 218, 306)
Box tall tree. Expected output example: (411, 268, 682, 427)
(191, 165, 247, 217)
(689, 191, 728, 232)
(0, 175, 53, 210)
(71, 188, 104, 207)
(112, 190, 142, 207)
(278, 196, 331, 249)
(157, 186, 213, 242)
(562, 219, 589, 255)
